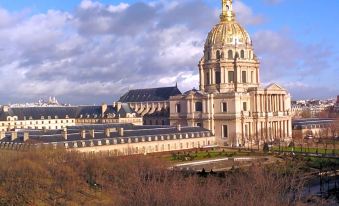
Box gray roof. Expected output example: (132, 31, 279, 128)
(0, 125, 211, 144)
(0, 104, 138, 121)
(292, 118, 336, 129)
(119, 86, 182, 103)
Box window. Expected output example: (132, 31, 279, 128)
(240, 50, 245, 59)
(197, 123, 202, 127)
(242, 71, 247, 83)
(216, 50, 221, 60)
(215, 71, 221, 84)
(206, 51, 210, 60)
(228, 50, 233, 59)
(228, 71, 234, 83)
(176, 104, 181, 113)
(243, 102, 247, 111)
(222, 125, 228, 138)
(222, 102, 228, 112)
(195, 102, 203, 112)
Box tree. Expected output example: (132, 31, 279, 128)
(263, 142, 269, 153)
(300, 110, 312, 118)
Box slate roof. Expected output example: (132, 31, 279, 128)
(119, 86, 182, 103)
(292, 118, 335, 129)
(0, 125, 211, 144)
(0, 104, 138, 121)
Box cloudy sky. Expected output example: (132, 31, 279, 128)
(0, 0, 338, 105)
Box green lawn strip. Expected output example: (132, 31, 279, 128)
(272, 146, 339, 154)
(302, 157, 339, 169)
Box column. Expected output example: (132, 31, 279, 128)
(282, 95, 285, 112)
(209, 68, 212, 85)
(199, 68, 204, 89)
(221, 67, 225, 84)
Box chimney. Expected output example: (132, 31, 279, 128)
(117, 102, 122, 111)
(89, 129, 95, 138)
(105, 128, 111, 137)
(10, 131, 17, 141)
(23, 132, 29, 142)
(118, 128, 124, 137)
(102, 103, 108, 116)
(80, 129, 86, 139)
(2, 105, 9, 113)
(62, 128, 68, 140)
(177, 124, 181, 132)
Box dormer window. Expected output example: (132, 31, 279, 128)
(55, 116, 58, 119)
(65, 115, 69, 119)
(41, 116, 44, 120)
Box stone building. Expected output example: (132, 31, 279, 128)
(119, 86, 181, 125)
(292, 118, 338, 140)
(0, 124, 215, 155)
(169, 0, 292, 147)
(0, 103, 142, 132)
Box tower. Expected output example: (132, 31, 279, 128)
(199, 0, 260, 93)
(170, 0, 292, 147)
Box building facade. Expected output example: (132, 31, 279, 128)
(0, 103, 142, 132)
(0, 124, 215, 155)
(119, 86, 181, 125)
(169, 0, 292, 147)
(292, 118, 338, 140)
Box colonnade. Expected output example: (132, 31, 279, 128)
(254, 94, 286, 113)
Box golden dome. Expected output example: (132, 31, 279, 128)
(205, 0, 252, 47)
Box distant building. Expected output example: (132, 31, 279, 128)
(292, 118, 338, 140)
(119, 86, 182, 125)
(0, 124, 215, 155)
(0, 103, 142, 132)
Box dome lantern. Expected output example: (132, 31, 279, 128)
(221, 0, 235, 22)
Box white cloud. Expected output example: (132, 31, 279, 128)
(108, 3, 129, 13)
(234, 1, 265, 25)
(79, 0, 103, 10)
(0, 0, 336, 104)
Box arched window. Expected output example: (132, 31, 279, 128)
(240, 50, 245, 59)
(206, 51, 210, 60)
(228, 50, 233, 59)
(216, 50, 221, 60)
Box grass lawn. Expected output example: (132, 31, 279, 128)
(272, 146, 339, 155)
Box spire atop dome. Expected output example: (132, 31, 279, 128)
(220, 0, 235, 22)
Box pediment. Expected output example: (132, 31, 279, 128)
(265, 83, 285, 91)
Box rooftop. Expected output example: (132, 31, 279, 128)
(119, 86, 181, 103)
